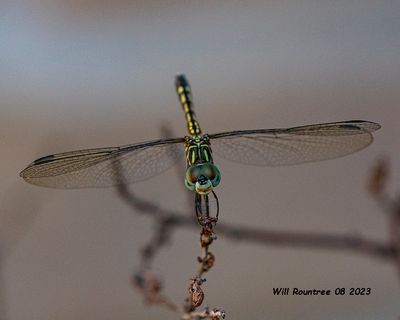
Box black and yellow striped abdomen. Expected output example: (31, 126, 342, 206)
(175, 75, 202, 136)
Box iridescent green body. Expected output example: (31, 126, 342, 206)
(175, 75, 221, 195)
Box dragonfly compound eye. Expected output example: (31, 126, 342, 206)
(184, 163, 221, 194)
(186, 166, 201, 184)
(185, 165, 201, 191)
(201, 163, 221, 188)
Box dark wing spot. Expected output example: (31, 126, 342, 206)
(33, 155, 56, 165)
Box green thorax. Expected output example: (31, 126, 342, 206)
(184, 135, 221, 195)
(184, 135, 213, 166)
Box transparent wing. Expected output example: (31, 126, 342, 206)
(209, 120, 380, 166)
(20, 138, 185, 188)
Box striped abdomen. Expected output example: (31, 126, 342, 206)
(175, 75, 202, 136)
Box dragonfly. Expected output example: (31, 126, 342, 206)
(20, 75, 380, 224)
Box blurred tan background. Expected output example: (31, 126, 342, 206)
(1, 0, 400, 319)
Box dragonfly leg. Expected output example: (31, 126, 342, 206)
(195, 192, 219, 226)
(211, 191, 220, 221)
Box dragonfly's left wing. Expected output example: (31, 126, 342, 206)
(208, 120, 380, 166)
(20, 138, 185, 188)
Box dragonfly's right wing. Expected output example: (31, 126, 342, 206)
(20, 138, 185, 188)
(209, 120, 380, 166)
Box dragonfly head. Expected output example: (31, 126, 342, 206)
(185, 163, 221, 195)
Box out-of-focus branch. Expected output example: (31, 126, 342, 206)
(132, 271, 178, 312)
(368, 159, 400, 279)
(116, 183, 396, 260)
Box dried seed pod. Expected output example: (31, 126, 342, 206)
(202, 252, 215, 272)
(188, 278, 205, 307)
(210, 308, 226, 319)
(200, 228, 215, 247)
